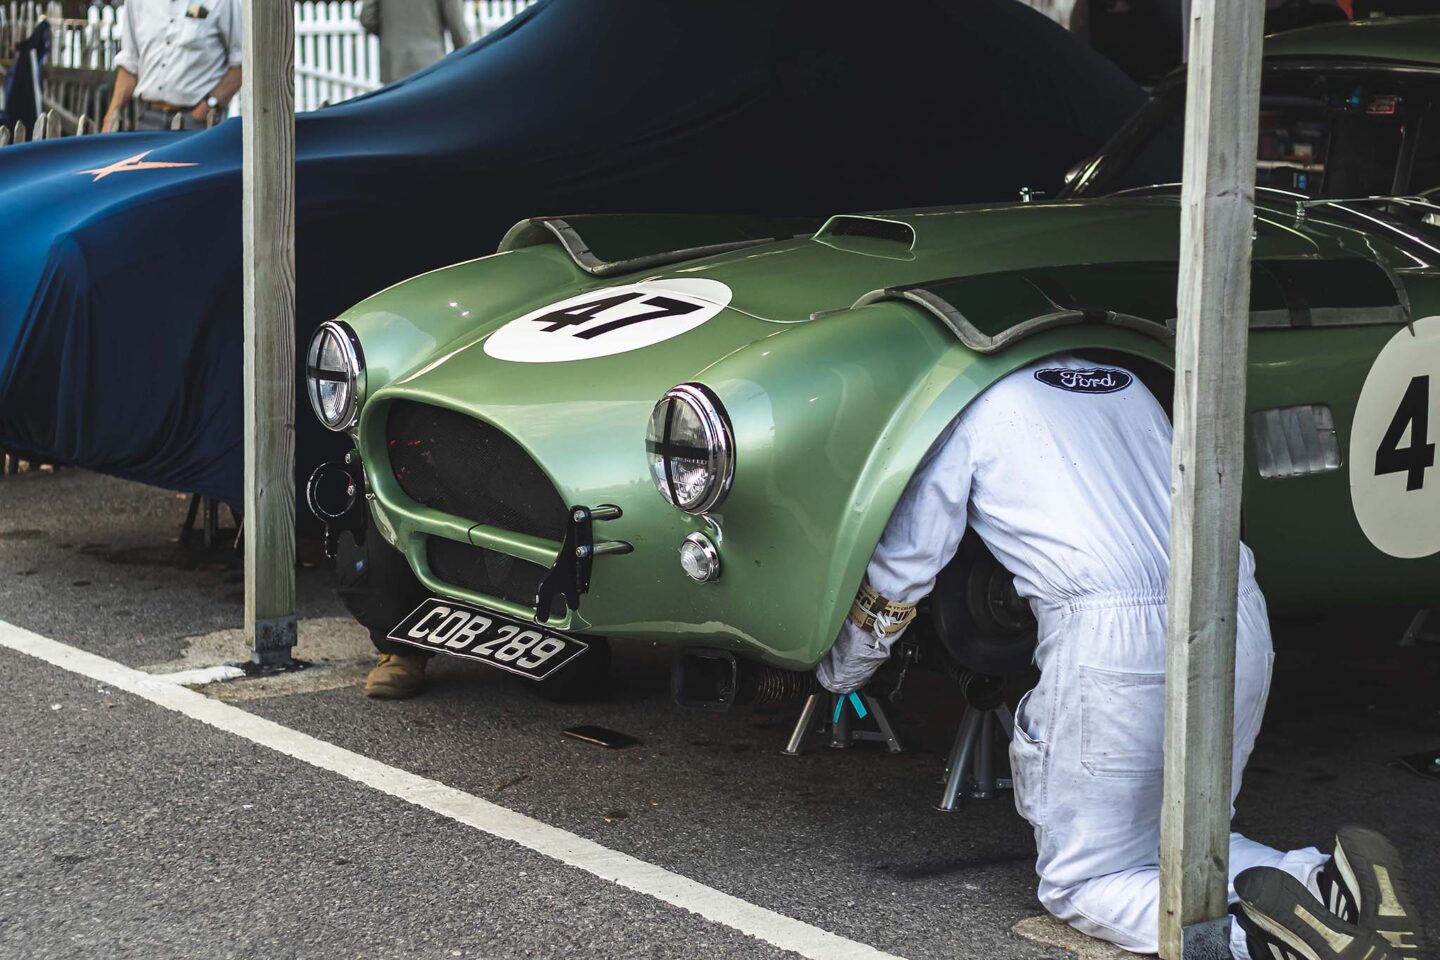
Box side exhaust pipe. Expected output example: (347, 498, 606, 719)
(671, 649, 819, 712)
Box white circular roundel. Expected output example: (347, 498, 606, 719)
(1349, 314, 1440, 559)
(483, 277, 732, 363)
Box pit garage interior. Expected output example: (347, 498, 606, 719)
(1, 1, 1438, 959)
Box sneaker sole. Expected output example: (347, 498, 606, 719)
(1236, 868, 1377, 960)
(1334, 826, 1420, 958)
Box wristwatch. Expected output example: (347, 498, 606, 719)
(206, 95, 220, 111)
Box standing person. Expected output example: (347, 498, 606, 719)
(359, 0, 473, 85)
(103, 0, 242, 132)
(819, 354, 1425, 960)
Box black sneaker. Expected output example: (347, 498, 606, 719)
(1319, 826, 1425, 960)
(1235, 866, 1396, 960)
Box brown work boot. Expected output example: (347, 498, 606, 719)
(365, 653, 429, 699)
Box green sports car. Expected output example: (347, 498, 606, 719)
(307, 17, 1440, 695)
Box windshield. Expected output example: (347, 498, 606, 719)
(1068, 67, 1434, 199)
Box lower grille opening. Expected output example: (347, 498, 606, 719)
(426, 537, 561, 617)
(387, 401, 569, 541)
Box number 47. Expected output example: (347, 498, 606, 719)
(1375, 375, 1437, 491)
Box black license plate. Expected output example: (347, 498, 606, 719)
(387, 597, 588, 681)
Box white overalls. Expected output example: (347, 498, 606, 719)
(818, 355, 1327, 959)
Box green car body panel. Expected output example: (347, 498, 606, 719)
(335, 189, 1440, 669)
(329, 21, 1440, 668)
(1262, 16, 1440, 65)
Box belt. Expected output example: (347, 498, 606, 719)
(140, 99, 196, 113)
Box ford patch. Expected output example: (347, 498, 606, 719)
(1034, 367, 1132, 394)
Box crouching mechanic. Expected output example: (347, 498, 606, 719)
(818, 354, 1425, 960)
(335, 527, 433, 699)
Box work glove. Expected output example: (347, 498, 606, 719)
(815, 620, 891, 695)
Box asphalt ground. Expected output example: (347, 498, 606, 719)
(0, 468, 1436, 960)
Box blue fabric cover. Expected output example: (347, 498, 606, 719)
(0, 0, 1142, 505)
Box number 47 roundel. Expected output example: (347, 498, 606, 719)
(1350, 316, 1440, 559)
(484, 278, 733, 364)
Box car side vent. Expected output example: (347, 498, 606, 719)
(1250, 404, 1341, 479)
(816, 215, 916, 249)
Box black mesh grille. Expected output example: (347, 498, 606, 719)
(386, 401, 569, 541)
(426, 536, 552, 610)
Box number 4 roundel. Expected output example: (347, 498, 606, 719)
(1350, 315, 1440, 558)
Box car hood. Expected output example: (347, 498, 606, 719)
(380, 193, 1349, 411)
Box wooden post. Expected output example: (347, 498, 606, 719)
(241, 0, 298, 667)
(1159, 0, 1267, 957)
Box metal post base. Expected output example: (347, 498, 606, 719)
(781, 692, 904, 756)
(1176, 916, 1233, 960)
(249, 614, 299, 669)
(936, 702, 1015, 811)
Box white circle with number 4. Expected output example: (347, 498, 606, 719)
(484, 278, 732, 363)
(1349, 314, 1440, 558)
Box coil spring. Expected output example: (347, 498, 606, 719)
(747, 666, 821, 705)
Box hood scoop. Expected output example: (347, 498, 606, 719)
(814, 215, 916, 258)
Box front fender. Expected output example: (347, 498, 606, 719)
(337, 243, 589, 406)
(697, 301, 1174, 668)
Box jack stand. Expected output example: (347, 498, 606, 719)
(782, 691, 904, 755)
(936, 701, 1015, 812)
(181, 494, 240, 551)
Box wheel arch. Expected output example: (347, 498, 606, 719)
(795, 310, 1176, 666)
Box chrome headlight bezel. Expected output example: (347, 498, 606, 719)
(646, 383, 734, 515)
(306, 320, 365, 431)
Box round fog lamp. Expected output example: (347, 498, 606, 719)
(679, 533, 721, 582)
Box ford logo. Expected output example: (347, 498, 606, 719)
(1034, 367, 1132, 394)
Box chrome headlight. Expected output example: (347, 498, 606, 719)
(645, 384, 734, 514)
(306, 321, 364, 431)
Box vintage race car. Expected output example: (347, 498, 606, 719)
(307, 17, 1440, 698)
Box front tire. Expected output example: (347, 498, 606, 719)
(930, 532, 1037, 677)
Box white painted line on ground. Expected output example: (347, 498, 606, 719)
(151, 663, 247, 685)
(0, 619, 905, 960)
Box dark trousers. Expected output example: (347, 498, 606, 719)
(335, 525, 433, 657)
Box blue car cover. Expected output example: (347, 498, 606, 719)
(0, 0, 1142, 506)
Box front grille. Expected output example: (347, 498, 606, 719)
(386, 401, 569, 541)
(426, 537, 559, 616)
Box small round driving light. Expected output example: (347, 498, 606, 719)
(679, 532, 721, 583)
(306, 320, 364, 431)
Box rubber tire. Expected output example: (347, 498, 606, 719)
(525, 636, 612, 703)
(930, 532, 1037, 677)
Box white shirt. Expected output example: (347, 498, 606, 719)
(115, 0, 242, 108)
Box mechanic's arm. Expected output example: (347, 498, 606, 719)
(816, 418, 976, 694)
(441, 0, 473, 49)
(103, 4, 141, 132)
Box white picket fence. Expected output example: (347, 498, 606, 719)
(295, 0, 533, 110)
(2, 0, 535, 114)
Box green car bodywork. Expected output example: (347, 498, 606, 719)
(331, 19, 1440, 671)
